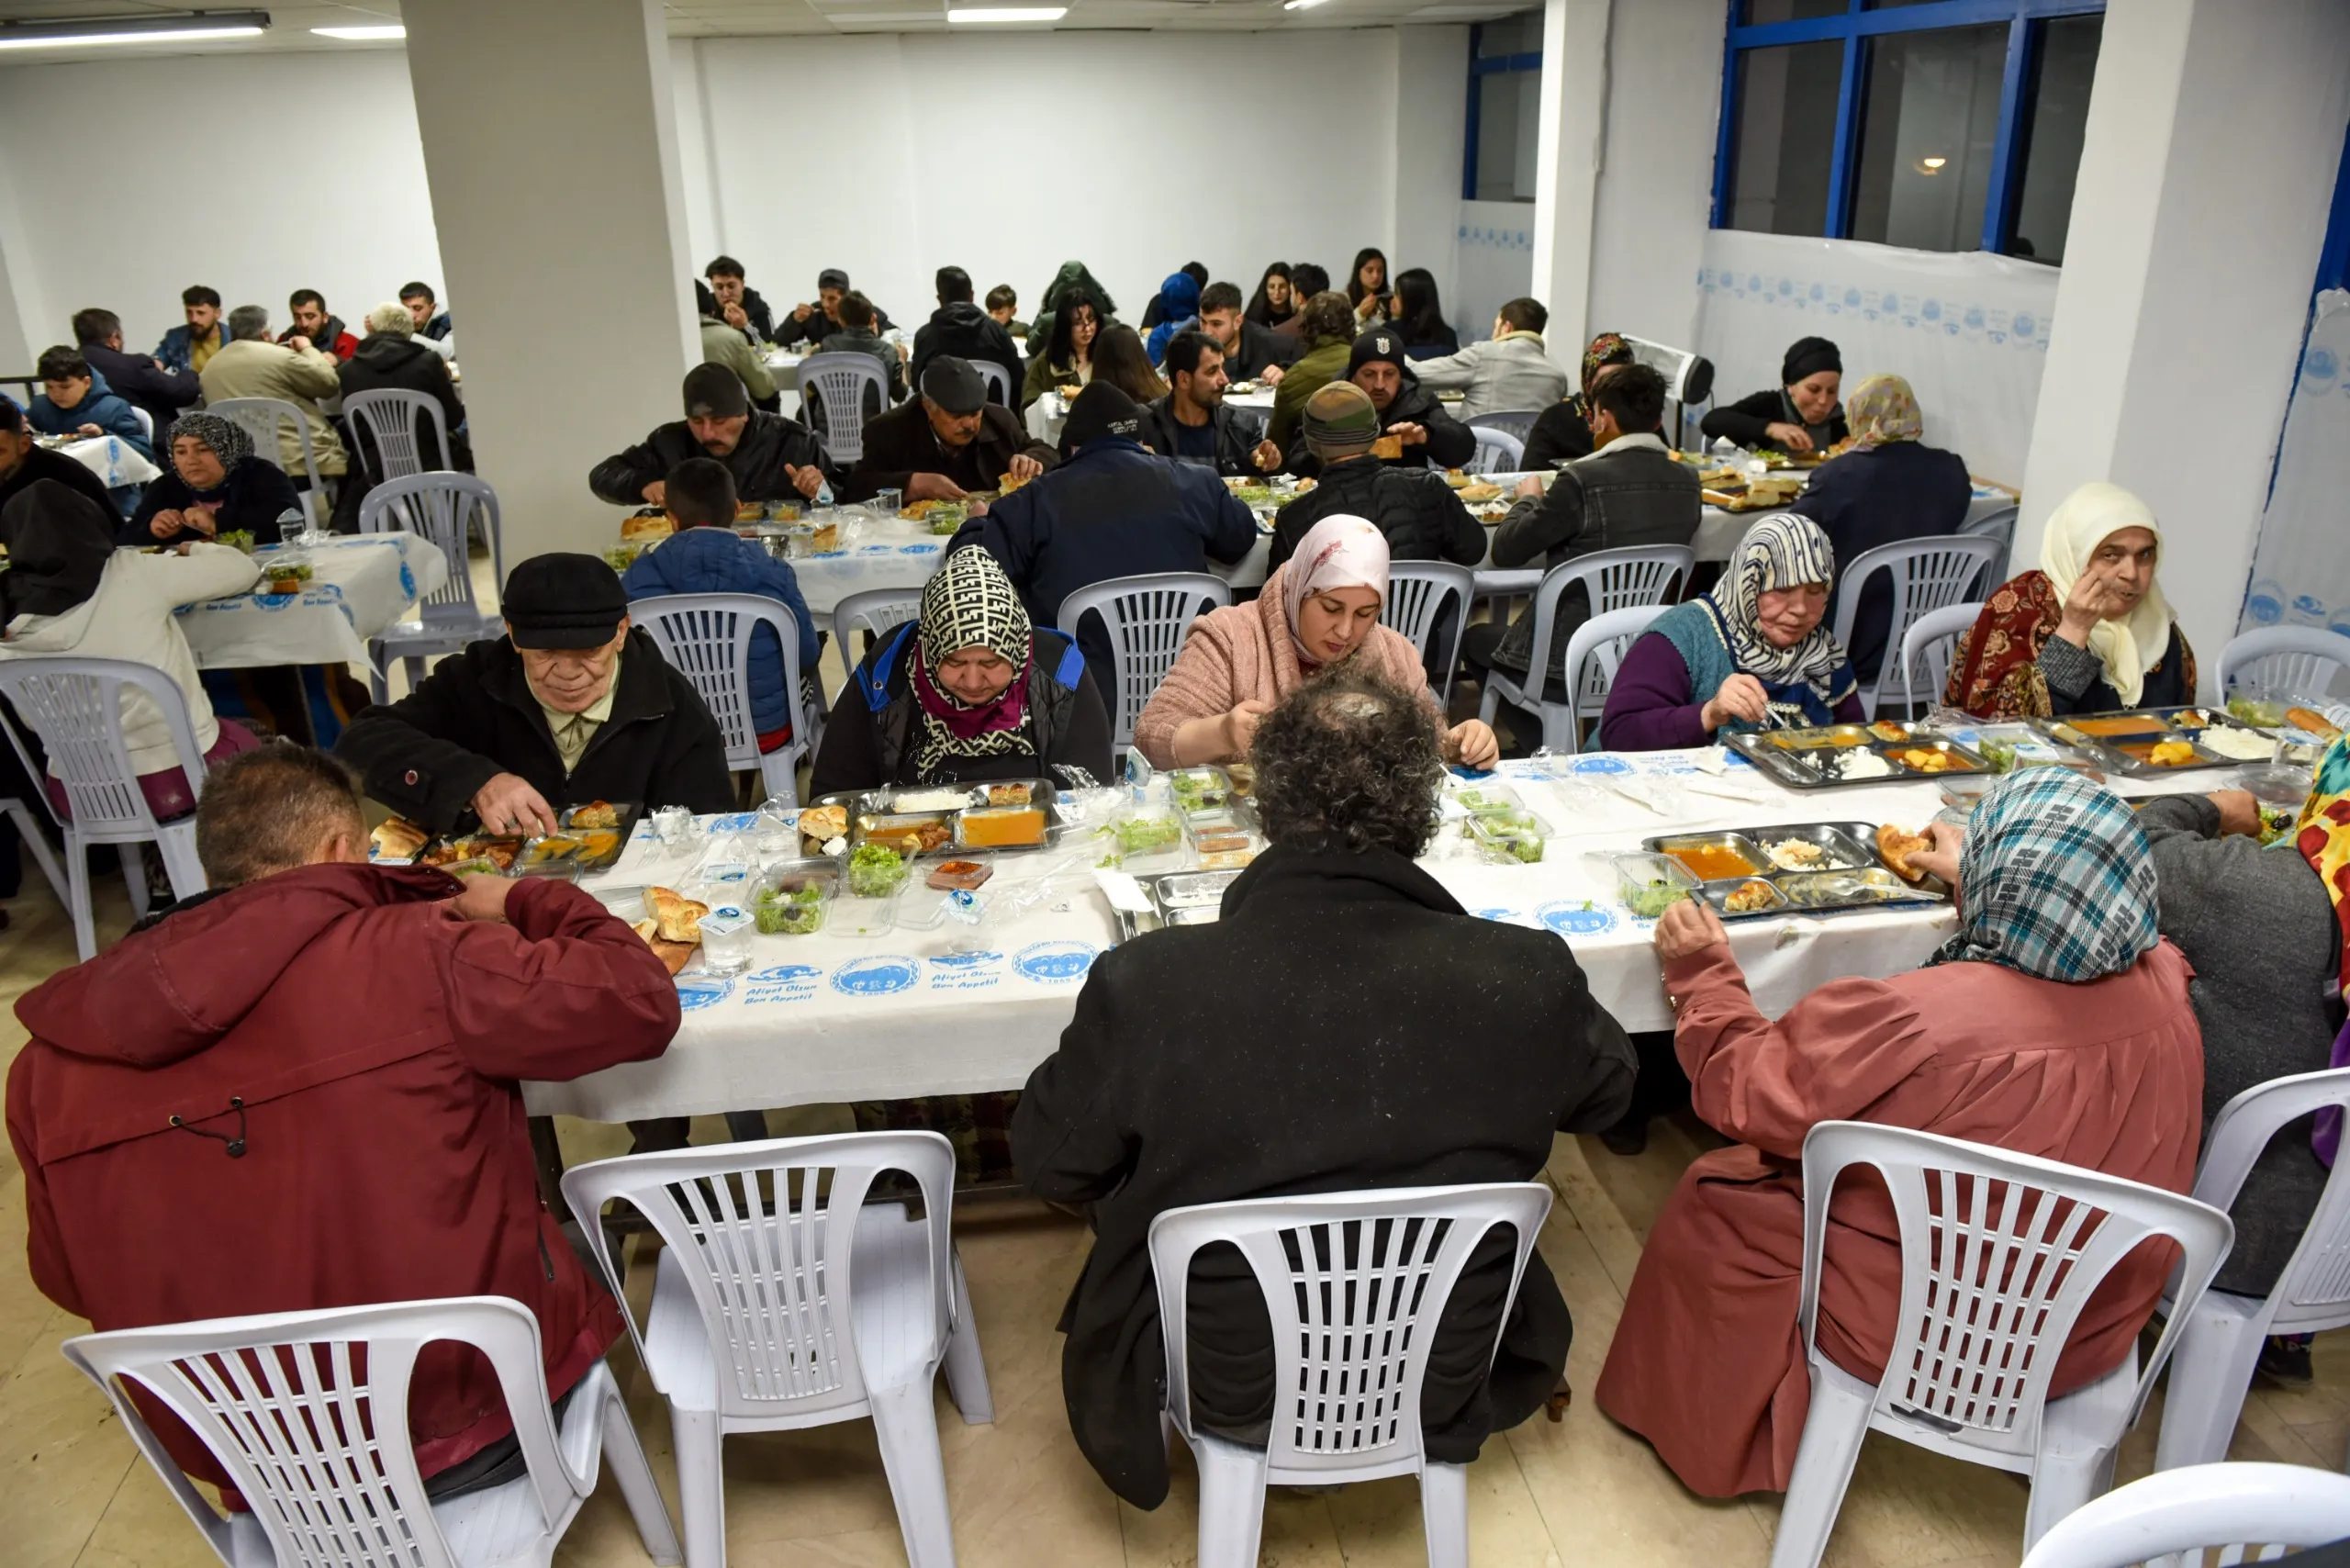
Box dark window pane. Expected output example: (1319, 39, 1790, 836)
(1742, 0, 1845, 22)
(2005, 14, 2102, 263)
(1475, 10, 1541, 59)
(1473, 70, 1539, 202)
(1863, 0, 1953, 8)
(1724, 40, 1844, 236)
(1848, 24, 2005, 252)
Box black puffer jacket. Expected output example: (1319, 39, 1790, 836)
(588, 412, 836, 506)
(1134, 396, 1269, 477)
(909, 303, 1025, 402)
(1282, 377, 1475, 477)
(1266, 454, 1485, 572)
(694, 280, 776, 343)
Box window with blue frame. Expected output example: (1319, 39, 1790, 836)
(1716, 0, 2105, 262)
(1464, 13, 1543, 204)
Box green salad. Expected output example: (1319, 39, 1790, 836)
(1113, 815, 1182, 857)
(1625, 879, 1689, 918)
(847, 843, 907, 898)
(602, 545, 642, 573)
(1228, 486, 1279, 507)
(2230, 696, 2289, 727)
(755, 881, 827, 935)
(217, 530, 255, 554)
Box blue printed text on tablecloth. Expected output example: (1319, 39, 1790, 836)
(929, 950, 1005, 991)
(677, 976, 735, 1011)
(742, 964, 822, 1003)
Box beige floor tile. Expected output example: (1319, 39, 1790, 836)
(0, 1308, 137, 1568)
(63, 1453, 219, 1568)
(1326, 1445, 1561, 1567)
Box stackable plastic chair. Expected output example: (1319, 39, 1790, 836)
(2154, 1068, 2350, 1471)
(1382, 560, 1476, 706)
(562, 1132, 992, 1568)
(130, 404, 155, 444)
(1476, 544, 1691, 750)
(2218, 626, 2350, 706)
(208, 396, 328, 529)
(360, 472, 505, 701)
(1149, 1182, 1553, 1568)
(1770, 1123, 2234, 1568)
(798, 353, 890, 465)
(1056, 571, 1231, 753)
(62, 1295, 680, 1568)
(1466, 409, 1542, 446)
(342, 387, 452, 484)
(969, 360, 1012, 406)
(1555, 606, 1671, 753)
(831, 587, 925, 701)
(1958, 502, 2019, 594)
(1462, 426, 1525, 476)
(0, 655, 211, 960)
(1894, 601, 1983, 717)
(632, 592, 818, 807)
(1830, 536, 2007, 715)
(2019, 1462, 2350, 1568)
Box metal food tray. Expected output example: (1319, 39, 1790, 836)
(1726, 728, 1989, 790)
(2032, 709, 2263, 777)
(817, 779, 1068, 856)
(1643, 820, 1950, 918)
(1109, 869, 1244, 941)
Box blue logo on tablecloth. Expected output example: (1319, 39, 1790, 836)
(255, 591, 297, 610)
(857, 543, 894, 554)
(1472, 907, 1524, 925)
(1013, 941, 1098, 983)
(2013, 312, 2036, 339)
(811, 549, 847, 558)
(706, 812, 759, 834)
(1566, 756, 1633, 776)
(900, 543, 940, 554)
(751, 964, 822, 984)
(399, 563, 416, 597)
(931, 950, 1001, 969)
(1538, 902, 1618, 937)
(676, 976, 734, 1010)
(930, 950, 1005, 991)
(832, 956, 920, 996)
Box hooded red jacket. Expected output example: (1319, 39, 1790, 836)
(7, 864, 678, 1496)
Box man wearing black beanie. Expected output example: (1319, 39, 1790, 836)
(1282, 327, 1475, 477)
(588, 364, 836, 508)
(949, 380, 1255, 698)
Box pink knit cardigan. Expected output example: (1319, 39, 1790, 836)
(1132, 561, 1440, 767)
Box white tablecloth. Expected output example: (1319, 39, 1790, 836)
(758, 350, 806, 393)
(176, 532, 452, 670)
(53, 434, 162, 488)
(521, 749, 2210, 1123)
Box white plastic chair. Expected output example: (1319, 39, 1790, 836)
(561, 1132, 992, 1568)
(360, 472, 505, 701)
(1462, 426, 1525, 476)
(208, 396, 329, 529)
(1150, 1182, 1552, 1568)
(969, 359, 1012, 406)
(1466, 409, 1542, 445)
(130, 403, 155, 443)
(343, 387, 452, 484)
(1, 794, 68, 908)
(2153, 1068, 2350, 1472)
(1477, 544, 1692, 750)
(1895, 601, 1984, 717)
(1056, 571, 1232, 752)
(1771, 1123, 2234, 1568)
(1558, 606, 1671, 753)
(1959, 502, 2019, 595)
(0, 656, 210, 960)
(2019, 1462, 2350, 1568)
(62, 1295, 681, 1568)
(798, 353, 890, 465)
(632, 592, 819, 807)
(2218, 627, 2350, 707)
(1830, 536, 2007, 715)
(1382, 560, 1476, 706)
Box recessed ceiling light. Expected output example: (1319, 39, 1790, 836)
(1921, 155, 1948, 170)
(1283, 0, 1329, 11)
(0, 12, 271, 50)
(946, 6, 1067, 20)
(312, 25, 405, 40)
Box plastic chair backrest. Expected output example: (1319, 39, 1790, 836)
(1897, 601, 1983, 715)
(2217, 626, 2350, 706)
(1798, 1122, 2232, 1462)
(832, 588, 925, 674)
(2018, 1462, 2350, 1568)
(130, 404, 154, 443)
(1149, 1183, 1551, 1478)
(1381, 560, 1475, 693)
(1958, 503, 2019, 594)
(1519, 544, 1693, 705)
(561, 1131, 957, 1425)
(341, 387, 450, 484)
(631, 592, 809, 773)
(0, 656, 210, 841)
(1830, 536, 2007, 699)
(1564, 604, 1669, 745)
(2188, 1068, 2350, 1331)
(1055, 572, 1232, 749)
(207, 397, 325, 498)
(970, 360, 1012, 406)
(1467, 409, 1542, 444)
(358, 471, 501, 628)
(799, 353, 889, 464)
(1465, 426, 1525, 475)
(62, 1295, 580, 1568)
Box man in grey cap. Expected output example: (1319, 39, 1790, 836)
(781, 266, 894, 350)
(844, 355, 1057, 504)
(588, 364, 835, 508)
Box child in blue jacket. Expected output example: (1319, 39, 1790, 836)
(28, 346, 153, 518)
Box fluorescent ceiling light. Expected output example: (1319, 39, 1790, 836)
(1283, 0, 1329, 11)
(946, 7, 1067, 21)
(0, 12, 272, 51)
(312, 25, 405, 40)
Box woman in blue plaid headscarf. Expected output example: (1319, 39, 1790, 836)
(1927, 766, 2160, 982)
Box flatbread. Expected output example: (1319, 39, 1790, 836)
(1876, 823, 1931, 881)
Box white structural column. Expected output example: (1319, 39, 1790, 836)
(1528, 0, 1611, 352)
(2017, 0, 2350, 683)
(400, 0, 699, 566)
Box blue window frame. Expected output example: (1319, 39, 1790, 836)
(1464, 17, 1543, 203)
(1714, 0, 2105, 258)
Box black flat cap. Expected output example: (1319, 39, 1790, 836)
(921, 356, 988, 416)
(683, 363, 749, 420)
(817, 267, 850, 292)
(504, 554, 628, 650)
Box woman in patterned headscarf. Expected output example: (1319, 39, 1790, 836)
(1599, 511, 1861, 750)
(808, 543, 1113, 795)
(1524, 330, 1639, 468)
(1597, 763, 2201, 1497)
(128, 409, 304, 548)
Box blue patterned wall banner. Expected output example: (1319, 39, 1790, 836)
(1458, 223, 1534, 252)
(2242, 290, 2350, 650)
(1695, 266, 2053, 353)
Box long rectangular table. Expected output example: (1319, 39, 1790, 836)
(176, 532, 453, 671)
(520, 748, 2211, 1124)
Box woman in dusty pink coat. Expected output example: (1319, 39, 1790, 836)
(1134, 513, 1498, 768)
(1595, 767, 2203, 1497)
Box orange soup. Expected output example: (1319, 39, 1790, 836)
(1668, 844, 1760, 880)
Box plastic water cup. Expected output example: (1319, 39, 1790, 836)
(653, 805, 696, 851)
(875, 487, 903, 518)
(699, 904, 753, 975)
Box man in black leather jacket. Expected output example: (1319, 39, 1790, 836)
(1282, 328, 1474, 477)
(588, 364, 836, 508)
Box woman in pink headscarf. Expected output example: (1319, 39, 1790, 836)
(1135, 513, 1499, 768)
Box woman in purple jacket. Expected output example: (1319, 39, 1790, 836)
(1599, 511, 1862, 750)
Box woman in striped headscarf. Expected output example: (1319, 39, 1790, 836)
(128, 409, 304, 548)
(1597, 765, 2202, 1496)
(1599, 510, 1861, 750)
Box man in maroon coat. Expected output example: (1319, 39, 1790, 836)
(7, 745, 677, 1503)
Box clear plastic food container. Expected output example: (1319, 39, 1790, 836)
(754, 861, 838, 936)
(1611, 853, 1697, 916)
(1109, 811, 1187, 873)
(1469, 810, 1549, 866)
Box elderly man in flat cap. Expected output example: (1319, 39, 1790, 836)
(843, 355, 1058, 505)
(588, 363, 835, 510)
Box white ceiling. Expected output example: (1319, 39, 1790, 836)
(0, 0, 1528, 62)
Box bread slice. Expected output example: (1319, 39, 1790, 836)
(1876, 823, 1931, 881)
(371, 817, 429, 860)
(643, 886, 709, 943)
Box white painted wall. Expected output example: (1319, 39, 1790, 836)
(1393, 24, 1471, 325)
(1583, 0, 1721, 352)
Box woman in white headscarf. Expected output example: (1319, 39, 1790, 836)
(1945, 480, 2193, 718)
